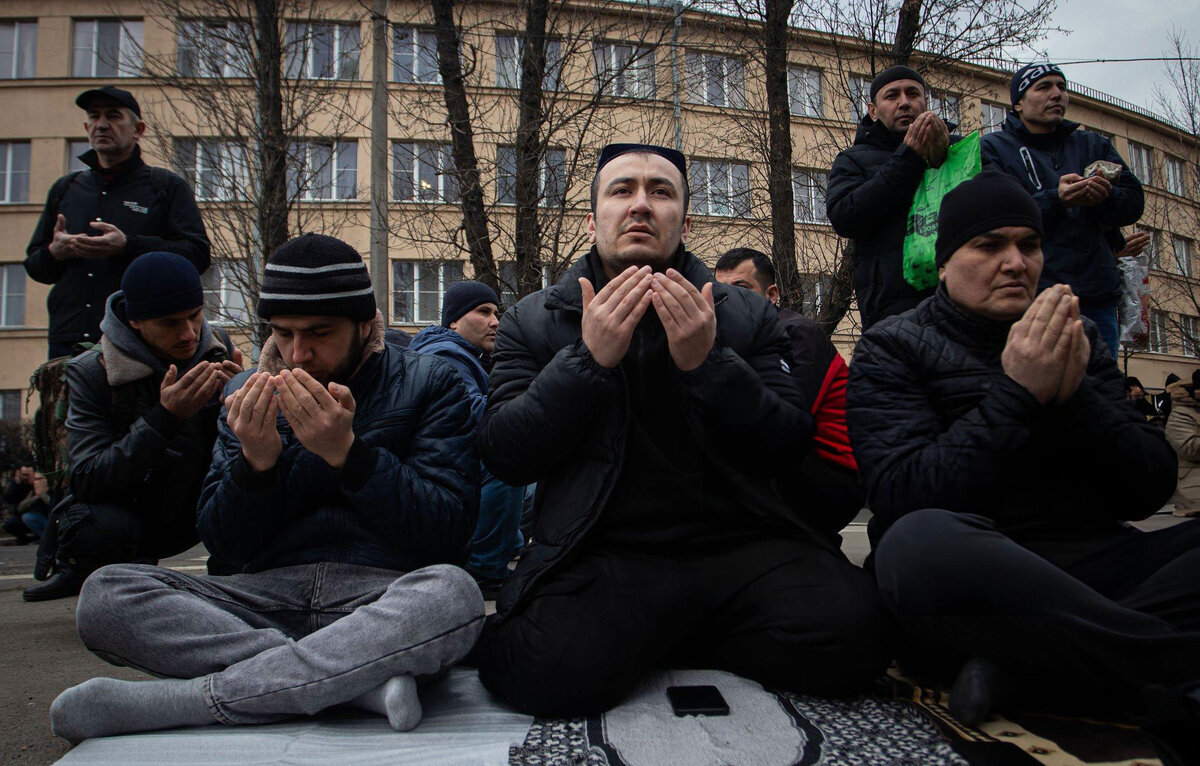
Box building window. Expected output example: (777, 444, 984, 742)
(392, 261, 464, 324)
(178, 20, 251, 78)
(788, 66, 823, 118)
(799, 273, 833, 317)
(0, 390, 20, 421)
(72, 19, 143, 78)
(594, 42, 655, 99)
(497, 262, 551, 308)
(288, 141, 357, 201)
(1127, 141, 1153, 185)
(1, 264, 24, 327)
(688, 160, 750, 217)
(393, 26, 439, 84)
(928, 91, 960, 124)
(201, 261, 251, 326)
(68, 140, 91, 172)
(1138, 226, 1160, 270)
(496, 146, 566, 207)
(1150, 310, 1170, 354)
(1165, 155, 1187, 197)
(847, 75, 871, 121)
(176, 140, 249, 201)
(1184, 316, 1200, 358)
(0, 21, 36, 79)
(0, 142, 30, 203)
(495, 34, 562, 91)
(1174, 236, 1194, 278)
(285, 22, 360, 80)
(392, 142, 457, 203)
(981, 102, 1006, 135)
(792, 170, 828, 224)
(685, 52, 745, 108)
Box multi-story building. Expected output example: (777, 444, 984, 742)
(2, 0, 1198, 423)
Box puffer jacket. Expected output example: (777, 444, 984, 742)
(1165, 381, 1200, 512)
(409, 325, 489, 423)
(65, 292, 230, 538)
(197, 317, 478, 573)
(847, 285, 1176, 549)
(480, 247, 824, 618)
(981, 113, 1143, 301)
(827, 115, 961, 329)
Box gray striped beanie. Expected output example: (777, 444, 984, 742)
(257, 233, 376, 321)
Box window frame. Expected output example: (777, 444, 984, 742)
(392, 142, 458, 204)
(494, 34, 562, 91)
(684, 51, 745, 109)
(847, 74, 871, 121)
(495, 146, 566, 208)
(0, 20, 37, 79)
(980, 101, 1007, 135)
(1173, 235, 1194, 279)
(1127, 140, 1153, 186)
(393, 25, 439, 84)
(285, 21, 360, 80)
(177, 19, 251, 78)
(1149, 309, 1170, 354)
(175, 139, 251, 202)
(687, 159, 751, 218)
(1164, 154, 1187, 197)
(594, 41, 656, 99)
(391, 260, 465, 324)
(0, 141, 30, 204)
(201, 261, 252, 327)
(0, 263, 25, 328)
(72, 18, 143, 78)
(791, 169, 829, 224)
(288, 140, 358, 202)
(1183, 315, 1200, 358)
(787, 65, 823, 118)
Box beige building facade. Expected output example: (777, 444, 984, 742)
(1, 0, 1198, 422)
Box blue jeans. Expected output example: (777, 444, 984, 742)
(467, 465, 526, 581)
(76, 562, 484, 724)
(1081, 298, 1120, 360)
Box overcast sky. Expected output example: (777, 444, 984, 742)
(1040, 0, 1200, 112)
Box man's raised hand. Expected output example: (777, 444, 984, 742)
(272, 369, 356, 470)
(1055, 295, 1091, 405)
(580, 265, 654, 368)
(161, 361, 230, 420)
(225, 371, 282, 472)
(1002, 284, 1075, 404)
(650, 269, 716, 371)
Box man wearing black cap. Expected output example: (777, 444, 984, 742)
(981, 63, 1143, 359)
(847, 171, 1199, 732)
(25, 85, 210, 358)
(470, 143, 890, 717)
(23, 252, 239, 602)
(51, 233, 483, 744)
(410, 280, 524, 593)
(827, 65, 959, 329)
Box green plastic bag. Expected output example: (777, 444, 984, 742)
(902, 131, 982, 290)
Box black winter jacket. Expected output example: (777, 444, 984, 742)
(25, 146, 211, 346)
(480, 248, 824, 618)
(981, 114, 1143, 301)
(847, 286, 1176, 549)
(827, 116, 960, 329)
(197, 324, 478, 574)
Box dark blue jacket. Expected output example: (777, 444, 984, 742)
(981, 114, 1143, 301)
(197, 336, 479, 573)
(409, 326, 489, 424)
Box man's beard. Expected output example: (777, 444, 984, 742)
(306, 330, 366, 387)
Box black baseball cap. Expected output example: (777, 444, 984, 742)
(75, 85, 141, 118)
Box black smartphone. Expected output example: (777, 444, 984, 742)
(666, 685, 730, 717)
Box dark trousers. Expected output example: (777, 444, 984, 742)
(56, 501, 199, 572)
(472, 533, 892, 717)
(874, 509, 1200, 693)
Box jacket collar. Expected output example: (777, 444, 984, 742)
(98, 291, 221, 387)
(410, 324, 486, 359)
(80, 144, 146, 178)
(544, 244, 712, 314)
(257, 310, 386, 379)
(928, 283, 1017, 351)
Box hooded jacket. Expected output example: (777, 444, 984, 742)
(24, 146, 211, 346)
(981, 113, 1143, 301)
(480, 247, 826, 617)
(1165, 381, 1200, 511)
(64, 292, 230, 540)
(197, 316, 479, 574)
(847, 286, 1176, 550)
(827, 115, 960, 329)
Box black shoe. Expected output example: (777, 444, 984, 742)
(949, 658, 1018, 727)
(471, 574, 507, 601)
(22, 567, 86, 602)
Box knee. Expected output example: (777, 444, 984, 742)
(874, 508, 986, 613)
(76, 563, 161, 650)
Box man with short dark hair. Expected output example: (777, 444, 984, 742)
(981, 63, 1144, 358)
(25, 85, 210, 358)
(714, 248, 862, 536)
(51, 234, 484, 744)
(23, 252, 238, 602)
(471, 143, 890, 717)
(411, 281, 524, 592)
(827, 65, 959, 329)
(847, 171, 1199, 734)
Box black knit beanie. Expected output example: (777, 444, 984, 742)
(121, 251, 203, 320)
(936, 171, 1043, 268)
(597, 143, 687, 180)
(1010, 62, 1066, 106)
(869, 65, 927, 101)
(257, 233, 375, 321)
(442, 281, 499, 327)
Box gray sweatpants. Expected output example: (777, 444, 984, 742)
(75, 562, 485, 725)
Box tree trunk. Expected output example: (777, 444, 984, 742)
(429, 0, 499, 293)
(891, 0, 922, 66)
(255, 0, 289, 346)
(762, 0, 802, 310)
(513, 0, 549, 302)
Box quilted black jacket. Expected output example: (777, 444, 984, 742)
(480, 247, 824, 617)
(847, 286, 1176, 549)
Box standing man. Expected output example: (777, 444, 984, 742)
(51, 234, 484, 743)
(471, 143, 889, 717)
(25, 85, 210, 358)
(714, 248, 862, 537)
(410, 281, 525, 594)
(23, 252, 238, 602)
(827, 66, 957, 329)
(981, 63, 1143, 358)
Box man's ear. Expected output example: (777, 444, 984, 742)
(867, 102, 877, 121)
(585, 212, 596, 244)
(765, 284, 780, 306)
(358, 320, 372, 342)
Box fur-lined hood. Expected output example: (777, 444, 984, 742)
(97, 291, 222, 387)
(1168, 380, 1199, 406)
(256, 311, 386, 377)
